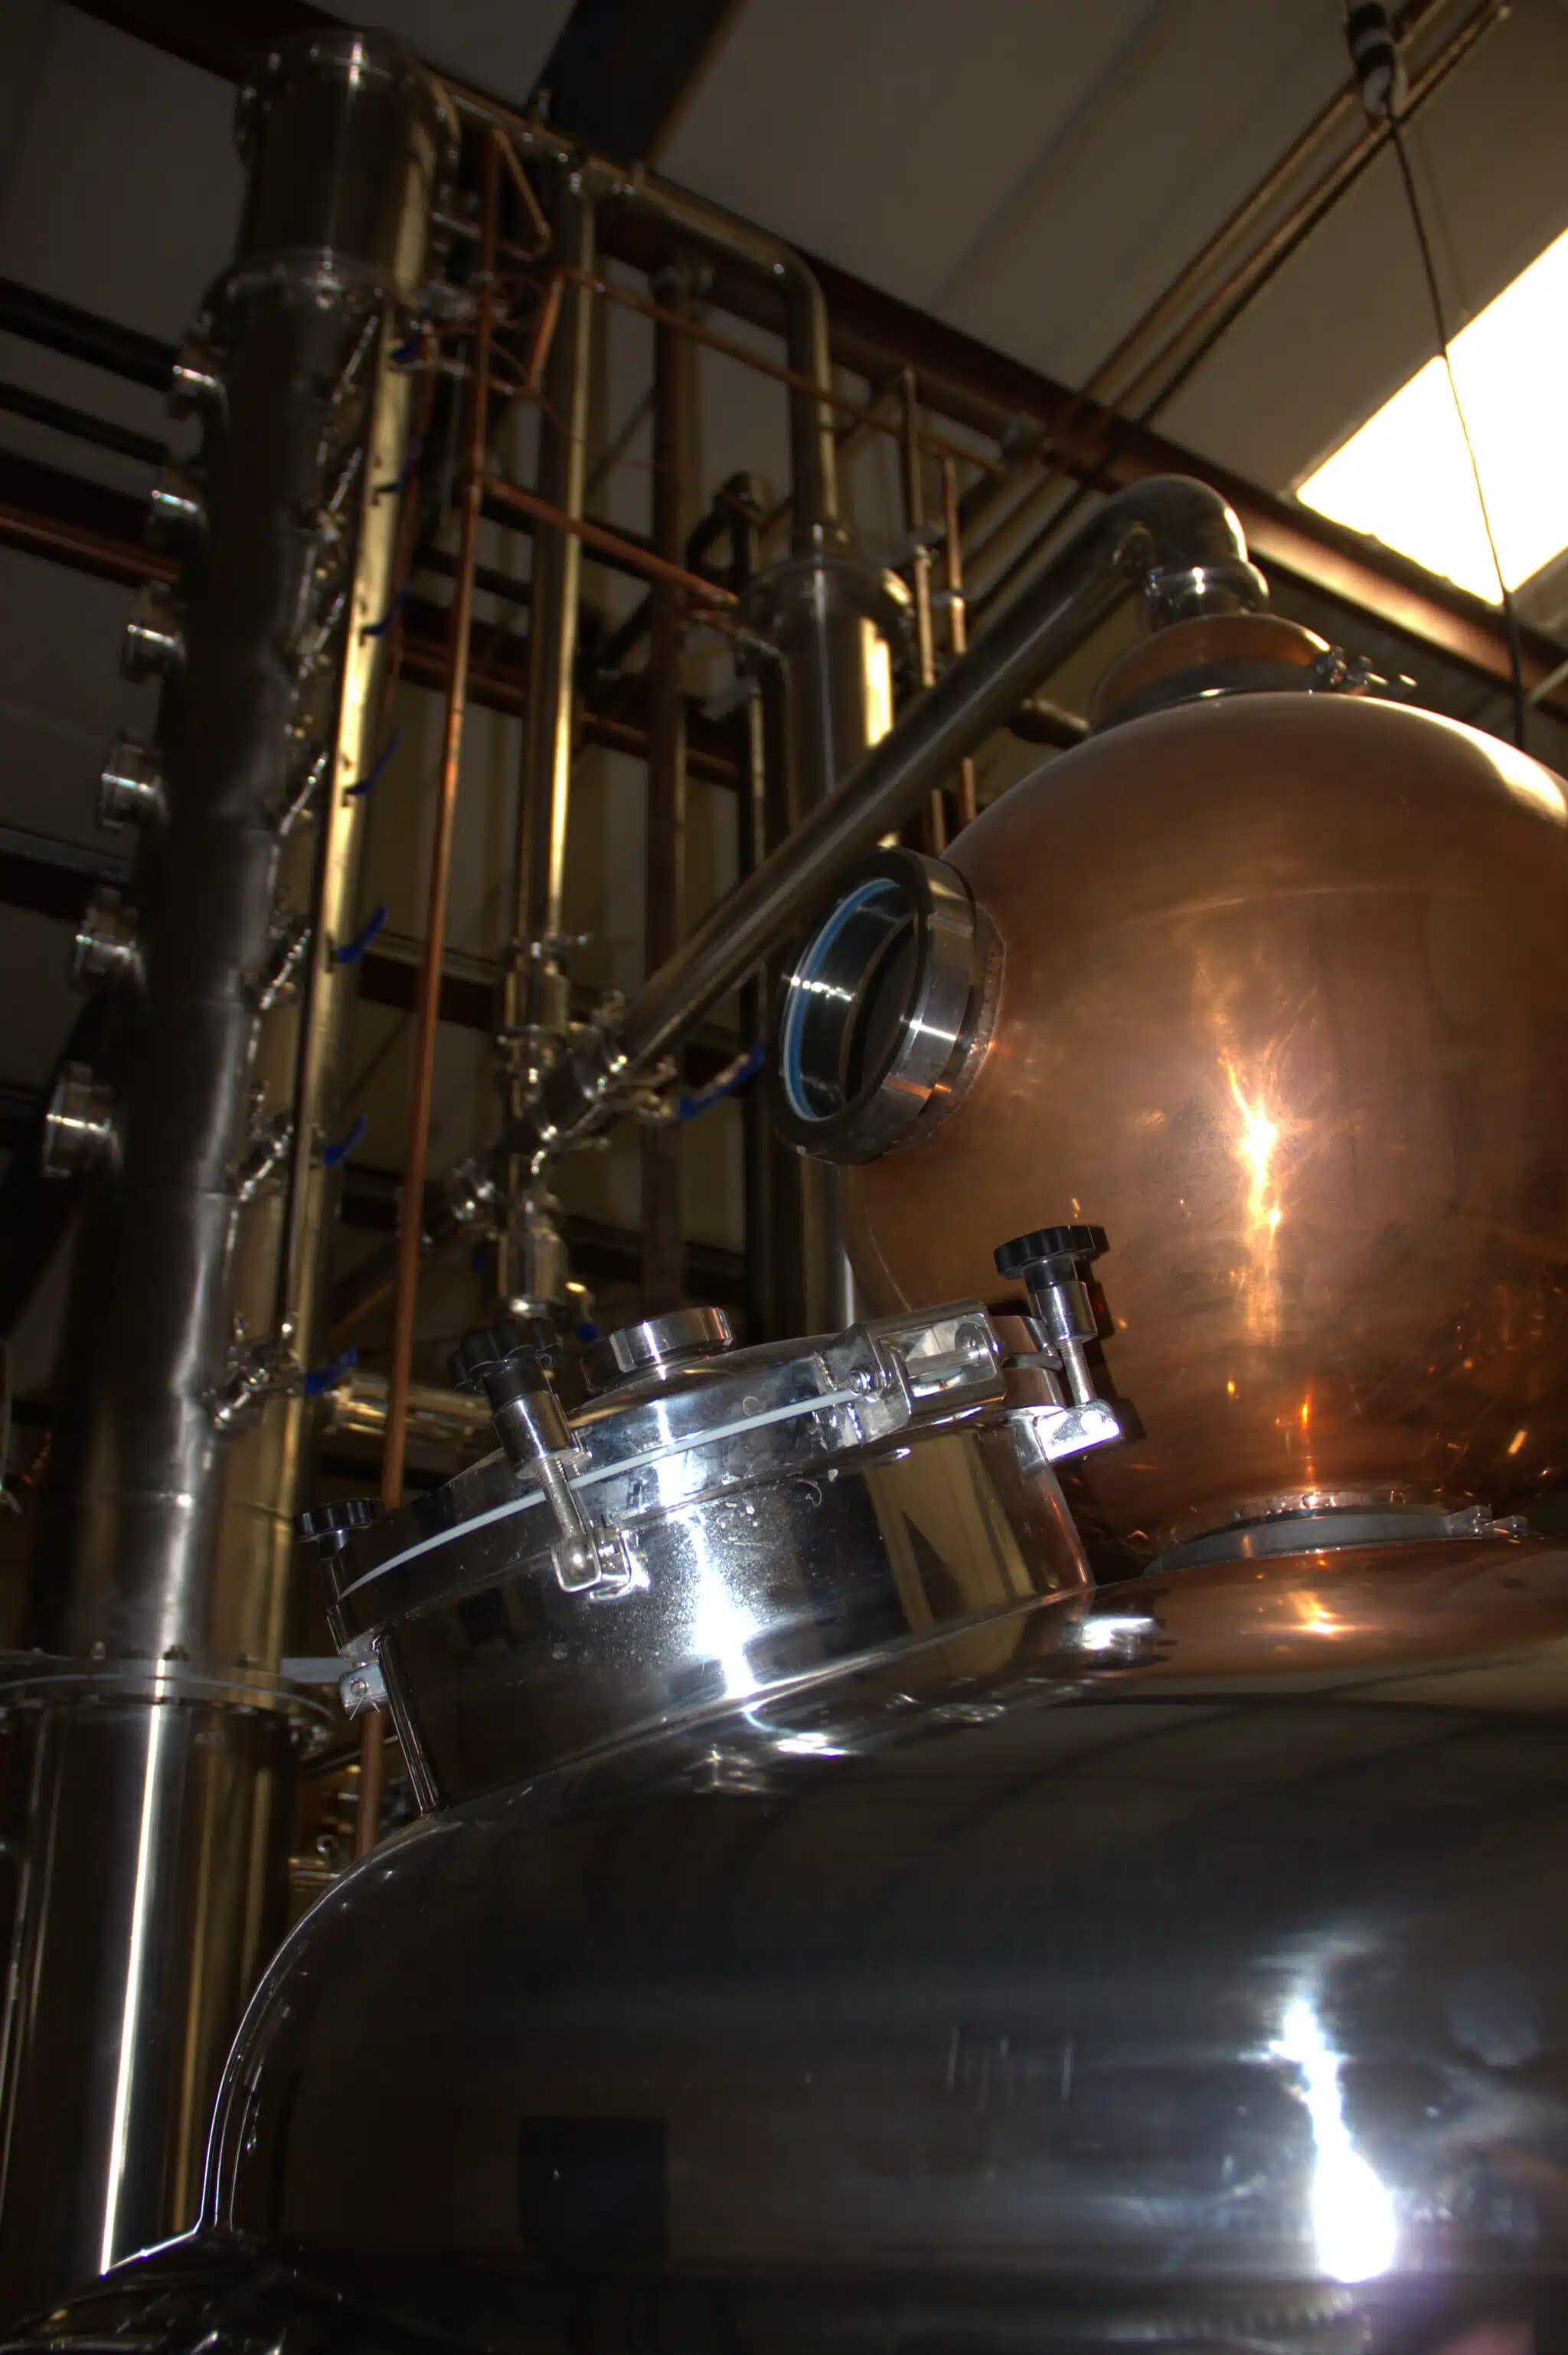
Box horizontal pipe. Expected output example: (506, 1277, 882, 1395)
(0, 274, 178, 391)
(482, 472, 737, 607)
(487, 476, 1258, 1170)
(0, 378, 168, 468)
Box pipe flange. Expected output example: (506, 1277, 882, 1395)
(773, 848, 1000, 1163)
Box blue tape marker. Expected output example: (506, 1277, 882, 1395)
(304, 1346, 358, 1397)
(345, 725, 401, 799)
(323, 1113, 368, 1168)
(363, 580, 410, 639)
(335, 903, 388, 967)
(677, 1038, 764, 1122)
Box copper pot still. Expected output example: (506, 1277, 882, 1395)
(776, 617, 1568, 1560)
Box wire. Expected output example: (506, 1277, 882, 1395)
(1384, 111, 1529, 750)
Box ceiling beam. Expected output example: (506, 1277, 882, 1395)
(51, 1, 1568, 720)
(70, 0, 335, 80)
(528, 0, 743, 167)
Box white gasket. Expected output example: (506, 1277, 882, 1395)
(337, 1383, 867, 1603)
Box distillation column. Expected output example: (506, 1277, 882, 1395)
(0, 34, 449, 2314)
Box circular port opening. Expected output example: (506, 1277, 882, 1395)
(774, 850, 998, 1163)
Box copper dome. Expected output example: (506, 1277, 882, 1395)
(824, 689, 1568, 1556)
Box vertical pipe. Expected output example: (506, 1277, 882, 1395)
(2, 35, 448, 2314)
(639, 264, 698, 1316)
(940, 456, 978, 832)
(496, 173, 597, 1312)
(369, 130, 500, 1850)
(721, 476, 773, 1345)
(898, 367, 944, 857)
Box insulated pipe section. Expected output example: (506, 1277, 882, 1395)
(481, 477, 1262, 1178)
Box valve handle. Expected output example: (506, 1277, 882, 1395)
(447, 1315, 557, 1396)
(994, 1224, 1101, 1282)
(295, 1498, 379, 1554)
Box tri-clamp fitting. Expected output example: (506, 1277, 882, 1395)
(994, 1223, 1123, 1468)
(449, 1319, 632, 1596)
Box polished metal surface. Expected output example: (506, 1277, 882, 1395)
(483, 478, 1262, 1184)
(2, 34, 445, 2316)
(582, 1305, 735, 1392)
(39, 1062, 117, 1178)
(70, 886, 140, 989)
(96, 733, 166, 831)
(775, 846, 999, 1161)
(20, 1534, 1568, 2353)
(235, 32, 454, 298)
(0, 1701, 293, 2311)
(842, 692, 1568, 1560)
(322, 1302, 1092, 1805)
(749, 547, 907, 1331)
(320, 1368, 492, 1454)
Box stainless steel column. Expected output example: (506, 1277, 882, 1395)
(0, 33, 449, 2315)
(495, 174, 596, 1316)
(748, 557, 905, 1336)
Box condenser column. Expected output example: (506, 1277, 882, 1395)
(0, 34, 450, 2316)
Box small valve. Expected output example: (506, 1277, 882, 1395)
(449, 1319, 631, 1596)
(98, 734, 167, 830)
(71, 887, 141, 990)
(994, 1223, 1122, 1469)
(168, 336, 224, 421)
(41, 1063, 118, 1180)
(121, 585, 185, 681)
(146, 463, 207, 542)
(296, 1499, 380, 1558)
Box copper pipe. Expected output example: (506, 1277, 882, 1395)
(482, 470, 737, 608)
(554, 263, 997, 477)
(521, 269, 564, 397)
(939, 456, 978, 831)
(365, 132, 501, 1855)
(491, 126, 550, 259)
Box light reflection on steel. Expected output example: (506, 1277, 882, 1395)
(371, 127, 503, 1852)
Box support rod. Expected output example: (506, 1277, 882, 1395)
(639, 263, 698, 1315)
(495, 172, 596, 1315)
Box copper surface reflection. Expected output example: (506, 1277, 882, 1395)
(844, 692, 1568, 1555)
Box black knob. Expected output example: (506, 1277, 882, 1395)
(448, 1315, 556, 1396)
(295, 1498, 379, 1553)
(994, 1224, 1102, 1281)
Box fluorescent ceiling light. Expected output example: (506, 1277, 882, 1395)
(1296, 222, 1568, 604)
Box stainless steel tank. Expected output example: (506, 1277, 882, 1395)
(17, 627, 1568, 2355)
(17, 1524, 1568, 2355)
(313, 1300, 1093, 1805)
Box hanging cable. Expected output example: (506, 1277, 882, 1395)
(1346, 2, 1528, 750)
